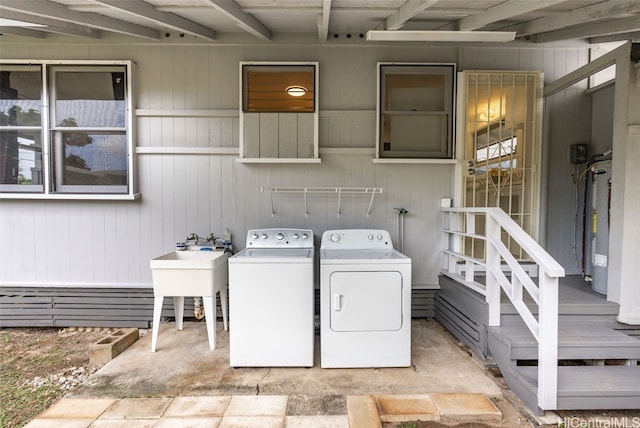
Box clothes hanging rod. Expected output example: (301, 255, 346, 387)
(260, 186, 383, 217)
(260, 187, 383, 194)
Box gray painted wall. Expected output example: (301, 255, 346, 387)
(0, 41, 591, 288)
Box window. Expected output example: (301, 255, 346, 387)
(242, 64, 315, 113)
(0, 61, 136, 199)
(0, 65, 43, 193)
(239, 62, 319, 162)
(376, 63, 455, 159)
(473, 120, 518, 172)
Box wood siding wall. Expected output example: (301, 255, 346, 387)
(0, 41, 591, 293)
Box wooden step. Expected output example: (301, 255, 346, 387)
(516, 366, 640, 410)
(489, 324, 640, 361)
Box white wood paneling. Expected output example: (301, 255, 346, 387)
(0, 42, 591, 289)
(259, 114, 279, 158)
(279, 115, 297, 158)
(297, 113, 315, 157)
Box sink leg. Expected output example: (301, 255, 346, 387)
(151, 295, 164, 352)
(220, 288, 228, 331)
(203, 296, 216, 350)
(173, 296, 184, 331)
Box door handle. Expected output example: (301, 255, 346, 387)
(333, 294, 342, 311)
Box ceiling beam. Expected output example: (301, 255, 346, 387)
(532, 15, 640, 43)
(591, 31, 640, 44)
(203, 0, 271, 40)
(516, 0, 640, 37)
(0, 9, 101, 38)
(317, 0, 331, 41)
(0, 26, 45, 38)
(458, 0, 566, 31)
(91, 0, 216, 40)
(378, 0, 441, 31)
(0, 0, 161, 40)
(543, 42, 625, 97)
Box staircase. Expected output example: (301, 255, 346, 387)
(441, 207, 640, 412)
(489, 322, 640, 412)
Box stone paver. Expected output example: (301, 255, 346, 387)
(88, 419, 157, 428)
(224, 395, 288, 417)
(98, 397, 172, 420)
(155, 416, 222, 427)
(24, 393, 504, 426)
(218, 415, 285, 428)
(375, 394, 440, 423)
(430, 392, 502, 421)
(164, 396, 231, 417)
(39, 397, 115, 419)
(346, 395, 381, 428)
(23, 419, 94, 428)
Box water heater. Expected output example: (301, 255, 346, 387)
(589, 160, 612, 295)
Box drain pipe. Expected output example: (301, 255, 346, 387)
(193, 297, 205, 320)
(394, 208, 408, 253)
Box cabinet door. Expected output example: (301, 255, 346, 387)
(329, 271, 403, 332)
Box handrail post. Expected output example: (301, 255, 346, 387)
(485, 212, 501, 326)
(537, 269, 558, 409)
(465, 212, 475, 282)
(449, 211, 460, 273)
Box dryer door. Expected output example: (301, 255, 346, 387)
(329, 271, 403, 332)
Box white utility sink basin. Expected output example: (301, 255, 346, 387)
(150, 250, 228, 296)
(149, 250, 229, 352)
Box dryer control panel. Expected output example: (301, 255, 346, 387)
(246, 228, 313, 248)
(321, 229, 393, 250)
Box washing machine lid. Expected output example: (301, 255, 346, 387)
(320, 248, 410, 264)
(231, 247, 313, 262)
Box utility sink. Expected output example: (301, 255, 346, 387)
(149, 250, 229, 352)
(150, 250, 228, 296)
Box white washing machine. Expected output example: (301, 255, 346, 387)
(228, 228, 314, 367)
(320, 229, 412, 368)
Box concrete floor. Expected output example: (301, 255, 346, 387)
(54, 319, 540, 427)
(73, 319, 503, 399)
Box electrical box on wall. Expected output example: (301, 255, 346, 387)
(570, 143, 588, 164)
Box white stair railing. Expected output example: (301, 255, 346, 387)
(441, 207, 565, 410)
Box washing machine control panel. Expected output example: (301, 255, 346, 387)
(321, 229, 393, 249)
(246, 228, 313, 248)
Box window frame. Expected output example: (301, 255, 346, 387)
(0, 60, 138, 200)
(375, 62, 456, 160)
(0, 64, 44, 193)
(242, 64, 316, 113)
(238, 61, 320, 162)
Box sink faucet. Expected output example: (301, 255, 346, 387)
(186, 232, 199, 242)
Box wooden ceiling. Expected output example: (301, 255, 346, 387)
(0, 0, 639, 45)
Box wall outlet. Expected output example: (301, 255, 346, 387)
(440, 197, 452, 208)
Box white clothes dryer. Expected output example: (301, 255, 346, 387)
(228, 228, 314, 367)
(320, 229, 412, 368)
